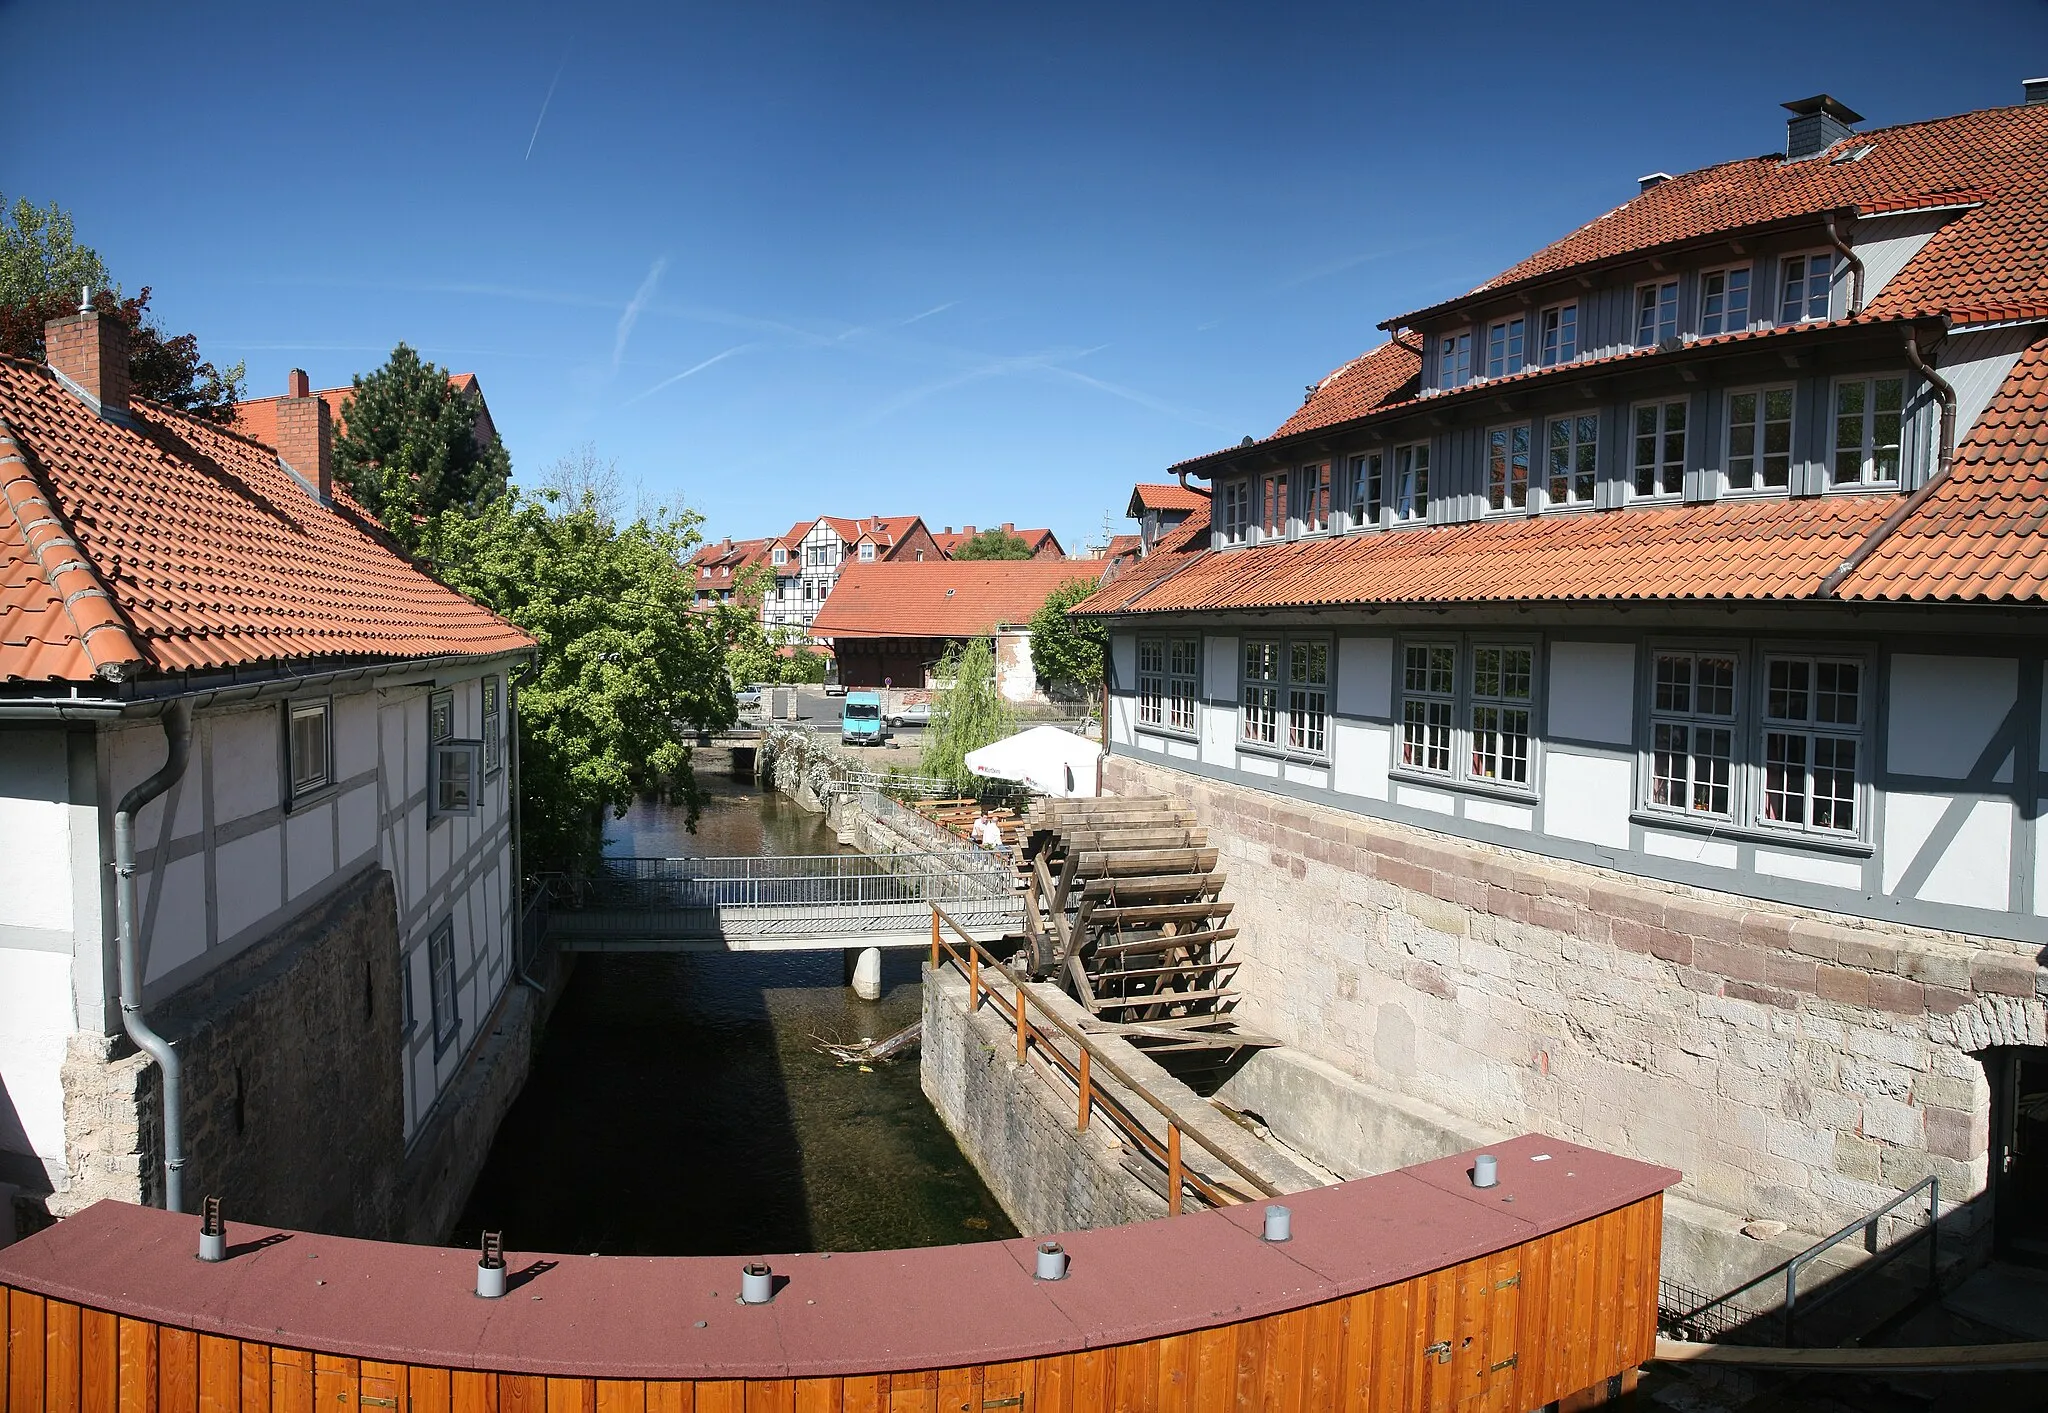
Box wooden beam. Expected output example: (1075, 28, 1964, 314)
(1088, 901, 1234, 927)
(1080, 873, 1227, 901)
(1094, 927, 1239, 957)
(1075, 848, 1220, 876)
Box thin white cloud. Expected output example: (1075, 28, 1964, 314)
(613, 257, 668, 371)
(622, 343, 758, 405)
(526, 59, 566, 161)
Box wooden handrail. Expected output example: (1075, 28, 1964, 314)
(928, 904, 1282, 1207)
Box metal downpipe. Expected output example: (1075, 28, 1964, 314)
(113, 699, 194, 1212)
(1825, 210, 1866, 315)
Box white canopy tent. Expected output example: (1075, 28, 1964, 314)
(964, 725, 1102, 798)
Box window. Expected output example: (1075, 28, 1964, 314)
(428, 688, 482, 823)
(1779, 253, 1834, 324)
(428, 917, 459, 1056)
(1486, 317, 1526, 379)
(1635, 280, 1678, 347)
(1259, 470, 1289, 538)
(1295, 461, 1331, 533)
(1700, 266, 1751, 336)
(1648, 651, 1735, 818)
(1391, 442, 1429, 523)
(1241, 639, 1280, 746)
(772, 547, 786, 565)
(482, 675, 502, 777)
(1632, 399, 1688, 498)
(1287, 641, 1329, 755)
(1348, 450, 1383, 527)
(1546, 414, 1598, 507)
(1437, 331, 1472, 390)
(1539, 304, 1577, 365)
(1137, 639, 1166, 727)
(1831, 376, 1905, 486)
(1399, 643, 1455, 774)
(429, 689, 453, 746)
(1218, 478, 1252, 546)
(1761, 656, 1861, 834)
(287, 699, 331, 800)
(1168, 638, 1199, 733)
(858, 542, 875, 562)
(1487, 424, 1531, 512)
(1468, 646, 1533, 785)
(1726, 387, 1795, 492)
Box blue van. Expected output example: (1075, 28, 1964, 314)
(840, 690, 886, 746)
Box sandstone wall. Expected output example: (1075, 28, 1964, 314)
(1107, 754, 2045, 1250)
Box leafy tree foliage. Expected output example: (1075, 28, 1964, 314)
(1028, 576, 1107, 699)
(720, 564, 830, 685)
(1, 197, 245, 422)
(421, 486, 735, 877)
(920, 636, 1016, 792)
(950, 528, 1033, 560)
(335, 344, 511, 548)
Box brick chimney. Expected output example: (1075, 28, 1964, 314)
(44, 293, 130, 416)
(1001, 522, 1014, 533)
(275, 369, 333, 502)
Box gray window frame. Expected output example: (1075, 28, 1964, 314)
(285, 696, 333, 806)
(1538, 302, 1578, 366)
(1639, 644, 1743, 824)
(1392, 635, 1543, 799)
(1437, 329, 1473, 391)
(1217, 477, 1252, 546)
(482, 674, 503, 779)
(1485, 422, 1533, 515)
(1542, 412, 1599, 510)
(1630, 397, 1689, 501)
(1485, 316, 1526, 379)
(1391, 441, 1430, 524)
(428, 916, 459, 1058)
(1239, 634, 1332, 762)
(1721, 383, 1798, 496)
(1635, 278, 1678, 347)
(1699, 264, 1752, 337)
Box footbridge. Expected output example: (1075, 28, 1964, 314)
(544, 851, 1023, 951)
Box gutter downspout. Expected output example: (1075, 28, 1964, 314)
(1817, 326, 1959, 598)
(1824, 210, 1866, 316)
(112, 699, 193, 1212)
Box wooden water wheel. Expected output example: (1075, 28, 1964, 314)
(1020, 797, 1275, 1078)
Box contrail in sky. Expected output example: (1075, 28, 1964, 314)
(525, 59, 566, 161)
(613, 257, 668, 370)
(623, 344, 758, 405)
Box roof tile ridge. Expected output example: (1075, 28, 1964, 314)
(0, 415, 151, 681)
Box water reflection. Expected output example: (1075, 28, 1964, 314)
(452, 767, 1016, 1256)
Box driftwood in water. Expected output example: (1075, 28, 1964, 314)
(814, 1019, 922, 1065)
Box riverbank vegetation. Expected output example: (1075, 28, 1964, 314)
(1027, 575, 1107, 701)
(920, 637, 1015, 792)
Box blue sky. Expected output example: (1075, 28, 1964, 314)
(2, 1, 2038, 552)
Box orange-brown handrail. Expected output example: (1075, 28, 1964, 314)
(928, 905, 1282, 1212)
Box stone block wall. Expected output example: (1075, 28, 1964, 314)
(1107, 754, 2047, 1246)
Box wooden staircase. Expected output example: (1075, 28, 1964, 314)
(1020, 797, 1276, 1078)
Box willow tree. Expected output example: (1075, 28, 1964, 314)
(920, 636, 1015, 792)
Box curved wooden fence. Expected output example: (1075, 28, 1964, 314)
(1, 1137, 1672, 1413)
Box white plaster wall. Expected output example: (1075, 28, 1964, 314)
(1887, 654, 2017, 781)
(210, 710, 279, 823)
(0, 733, 72, 934)
(1332, 720, 1391, 801)
(1542, 751, 1632, 848)
(215, 826, 282, 942)
(0, 949, 75, 1181)
(1202, 636, 1237, 768)
(143, 854, 207, 983)
(1108, 635, 1136, 746)
(1336, 636, 1390, 719)
(1547, 642, 1635, 745)
(1883, 794, 2013, 910)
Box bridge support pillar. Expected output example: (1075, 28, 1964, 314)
(850, 947, 883, 1001)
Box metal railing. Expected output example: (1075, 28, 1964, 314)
(827, 770, 954, 799)
(515, 878, 554, 980)
(928, 903, 1282, 1215)
(1661, 1176, 1939, 1346)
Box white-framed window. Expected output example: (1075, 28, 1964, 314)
(1258, 470, 1289, 539)
(1831, 375, 1906, 486)
(1539, 303, 1578, 366)
(1398, 642, 1455, 775)
(772, 547, 787, 565)
(1635, 279, 1678, 347)
(1437, 330, 1472, 390)
(1241, 638, 1280, 746)
(1348, 450, 1383, 528)
(287, 698, 331, 801)
(1168, 638, 1199, 733)
(858, 542, 875, 562)
(1700, 266, 1751, 336)
(427, 688, 482, 822)
(1779, 252, 1834, 324)
(1486, 317, 1526, 379)
(1391, 442, 1429, 523)
(1218, 477, 1252, 546)
(428, 916, 459, 1057)
(1761, 655, 1862, 835)
(1647, 650, 1736, 819)
(1487, 424, 1532, 512)
(1725, 386, 1795, 492)
(1545, 413, 1598, 507)
(1295, 461, 1331, 533)
(1286, 640, 1329, 756)
(482, 674, 502, 777)
(1137, 639, 1166, 727)
(1468, 645, 1534, 785)
(1631, 399, 1688, 499)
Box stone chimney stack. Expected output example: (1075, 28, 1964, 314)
(1783, 94, 1862, 161)
(44, 292, 130, 416)
(275, 369, 333, 502)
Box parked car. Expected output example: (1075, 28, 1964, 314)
(885, 703, 931, 728)
(840, 690, 887, 746)
(823, 673, 847, 697)
(734, 683, 763, 710)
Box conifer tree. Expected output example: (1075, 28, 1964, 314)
(335, 344, 511, 546)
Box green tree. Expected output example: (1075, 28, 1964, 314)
(335, 344, 511, 547)
(950, 528, 1033, 560)
(421, 483, 735, 877)
(1028, 576, 1107, 699)
(920, 636, 1016, 792)
(0, 197, 245, 422)
(719, 564, 830, 685)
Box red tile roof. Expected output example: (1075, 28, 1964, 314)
(1127, 483, 1208, 514)
(1270, 341, 1424, 441)
(1389, 102, 2048, 329)
(931, 526, 1062, 558)
(0, 358, 532, 683)
(810, 559, 1103, 639)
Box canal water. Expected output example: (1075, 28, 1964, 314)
(451, 768, 1017, 1257)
